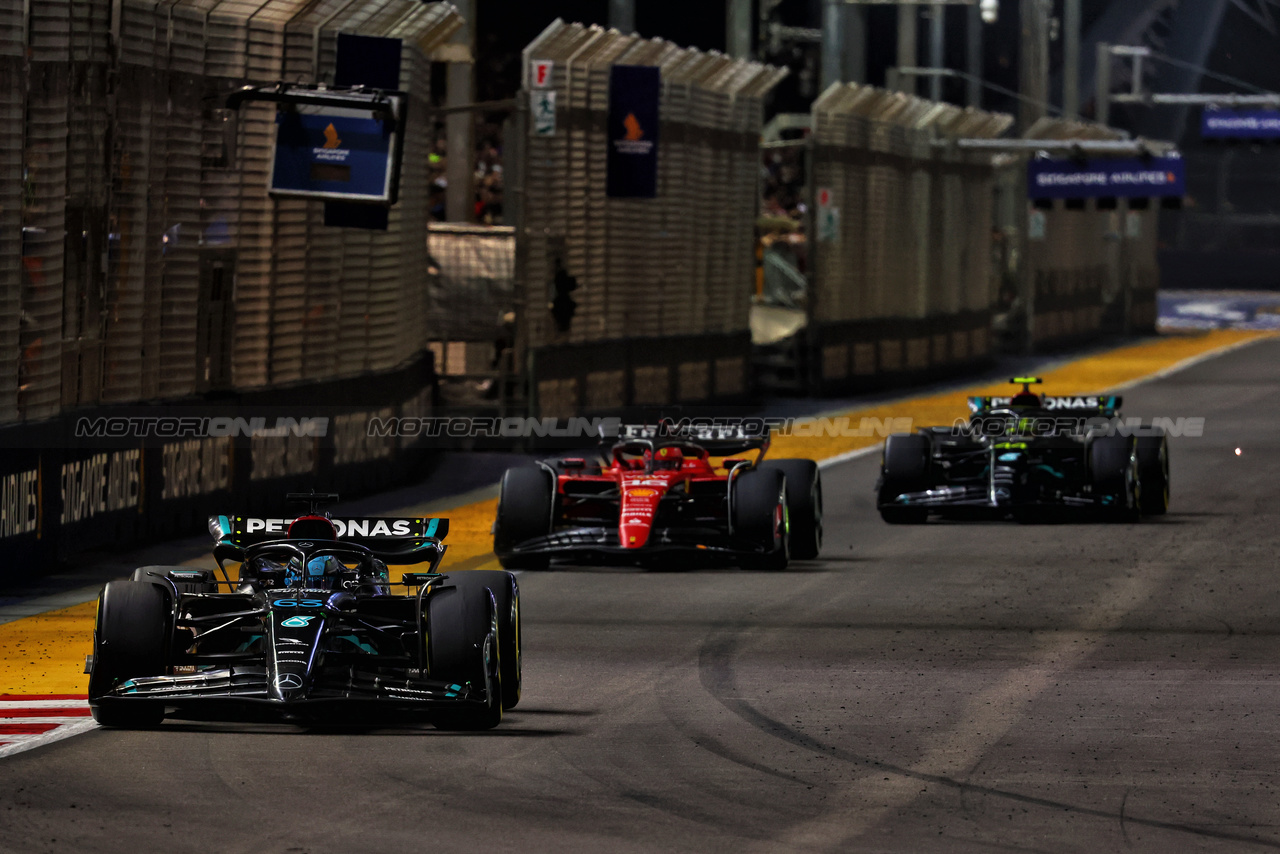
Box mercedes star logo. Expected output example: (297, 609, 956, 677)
(276, 673, 303, 690)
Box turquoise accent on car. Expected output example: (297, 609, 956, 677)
(425, 518, 439, 538)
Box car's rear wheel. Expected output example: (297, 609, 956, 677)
(731, 468, 789, 571)
(89, 581, 171, 728)
(1090, 434, 1140, 522)
(427, 579, 503, 730)
(759, 459, 822, 560)
(1136, 431, 1169, 515)
(878, 434, 931, 524)
(493, 466, 554, 570)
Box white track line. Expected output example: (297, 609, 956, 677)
(0, 699, 92, 710)
(0, 719, 98, 759)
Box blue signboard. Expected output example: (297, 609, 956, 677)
(270, 112, 395, 203)
(606, 65, 661, 198)
(1201, 109, 1280, 139)
(1027, 156, 1185, 200)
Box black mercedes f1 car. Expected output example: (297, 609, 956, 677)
(876, 378, 1170, 523)
(87, 494, 520, 730)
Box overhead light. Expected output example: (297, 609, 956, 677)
(980, 0, 999, 25)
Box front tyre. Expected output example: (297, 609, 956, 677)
(731, 468, 789, 571)
(440, 570, 521, 710)
(493, 467, 554, 570)
(878, 434, 931, 524)
(427, 578, 503, 730)
(1090, 434, 1140, 523)
(759, 459, 822, 560)
(1136, 431, 1169, 515)
(88, 581, 171, 728)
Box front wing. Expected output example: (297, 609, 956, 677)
(92, 666, 493, 722)
(499, 525, 773, 563)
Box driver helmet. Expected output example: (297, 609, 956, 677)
(1010, 391, 1041, 407)
(654, 446, 683, 470)
(284, 555, 344, 589)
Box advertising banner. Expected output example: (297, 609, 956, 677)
(606, 65, 660, 198)
(271, 112, 395, 203)
(1027, 156, 1185, 200)
(1201, 109, 1280, 139)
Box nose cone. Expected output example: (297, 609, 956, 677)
(270, 666, 309, 701)
(619, 483, 665, 549)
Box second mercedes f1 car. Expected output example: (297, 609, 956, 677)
(876, 378, 1170, 523)
(88, 493, 520, 731)
(493, 423, 822, 570)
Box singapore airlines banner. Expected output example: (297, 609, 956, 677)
(607, 65, 661, 198)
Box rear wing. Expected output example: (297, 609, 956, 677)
(967, 395, 1122, 415)
(607, 421, 771, 456)
(208, 515, 449, 562)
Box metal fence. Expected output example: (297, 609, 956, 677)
(1, 0, 461, 426)
(426, 223, 516, 377)
(809, 82, 1014, 390)
(1016, 118, 1160, 348)
(511, 20, 788, 418)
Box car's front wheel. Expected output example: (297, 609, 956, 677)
(89, 581, 171, 728)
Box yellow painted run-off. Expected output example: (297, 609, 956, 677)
(0, 329, 1272, 696)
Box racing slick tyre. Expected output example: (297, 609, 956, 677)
(132, 566, 219, 594)
(88, 581, 171, 728)
(427, 578, 504, 730)
(732, 468, 790, 571)
(493, 466, 554, 571)
(1089, 434, 1140, 523)
(759, 459, 822, 560)
(439, 570, 521, 711)
(1136, 431, 1170, 516)
(878, 433, 930, 524)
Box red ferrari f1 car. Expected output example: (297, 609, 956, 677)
(492, 423, 822, 570)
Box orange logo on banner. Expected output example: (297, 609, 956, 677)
(624, 113, 644, 141)
(323, 123, 342, 149)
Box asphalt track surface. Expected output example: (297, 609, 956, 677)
(2, 340, 1280, 853)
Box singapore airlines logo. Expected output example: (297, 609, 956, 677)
(623, 113, 644, 141)
(322, 123, 342, 149)
(313, 121, 349, 162)
(615, 112, 654, 156)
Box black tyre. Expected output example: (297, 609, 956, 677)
(878, 434, 931, 524)
(1090, 434, 1140, 522)
(731, 467, 789, 571)
(132, 566, 218, 594)
(759, 459, 822, 560)
(427, 578, 503, 730)
(1136, 431, 1169, 515)
(88, 581, 171, 728)
(493, 466, 554, 570)
(439, 570, 521, 710)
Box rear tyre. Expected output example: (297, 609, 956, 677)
(1090, 434, 1140, 522)
(878, 434, 931, 524)
(731, 468, 789, 571)
(759, 460, 822, 560)
(1136, 431, 1169, 515)
(89, 581, 171, 728)
(427, 579, 503, 730)
(440, 570, 521, 710)
(493, 467, 554, 570)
